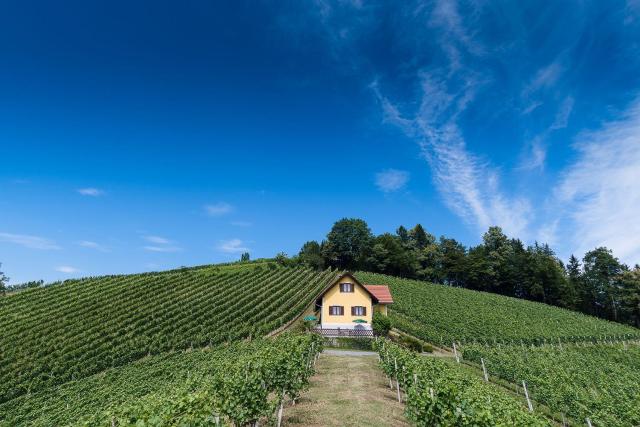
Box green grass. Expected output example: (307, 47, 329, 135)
(284, 354, 408, 427)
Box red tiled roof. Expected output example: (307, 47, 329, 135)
(363, 284, 393, 304)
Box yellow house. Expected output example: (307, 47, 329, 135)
(314, 272, 393, 331)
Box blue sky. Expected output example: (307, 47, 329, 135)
(2, 0, 640, 283)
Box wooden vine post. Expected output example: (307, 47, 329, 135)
(276, 391, 284, 427)
(452, 341, 460, 363)
(522, 380, 533, 412)
(480, 357, 489, 382)
(394, 358, 401, 403)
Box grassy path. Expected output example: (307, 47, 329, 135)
(285, 353, 408, 427)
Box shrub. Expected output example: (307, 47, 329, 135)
(372, 312, 392, 336)
(390, 332, 433, 353)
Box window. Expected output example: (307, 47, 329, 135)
(351, 306, 366, 316)
(340, 283, 354, 293)
(329, 306, 344, 316)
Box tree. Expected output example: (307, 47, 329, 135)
(482, 227, 512, 295)
(507, 239, 529, 299)
(415, 238, 441, 282)
(618, 267, 640, 327)
(582, 247, 624, 320)
(437, 237, 467, 286)
(466, 227, 512, 294)
(240, 252, 250, 262)
(274, 252, 291, 266)
(366, 233, 414, 277)
(0, 263, 8, 296)
(564, 255, 582, 310)
(408, 224, 433, 250)
(396, 226, 409, 245)
(298, 241, 325, 270)
(322, 218, 373, 270)
(523, 243, 568, 305)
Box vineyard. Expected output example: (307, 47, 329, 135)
(357, 272, 640, 426)
(462, 343, 640, 426)
(2, 265, 640, 426)
(0, 263, 336, 404)
(356, 272, 640, 346)
(373, 339, 550, 426)
(1, 333, 322, 426)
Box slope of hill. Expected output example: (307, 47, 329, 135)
(0, 263, 336, 404)
(356, 272, 640, 426)
(462, 343, 640, 426)
(4, 266, 640, 426)
(1, 334, 321, 427)
(355, 272, 640, 346)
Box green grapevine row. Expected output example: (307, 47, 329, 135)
(356, 272, 640, 346)
(0, 264, 337, 404)
(0, 333, 322, 427)
(461, 343, 640, 426)
(372, 339, 550, 426)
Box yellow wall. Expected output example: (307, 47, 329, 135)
(321, 278, 373, 326)
(374, 304, 388, 315)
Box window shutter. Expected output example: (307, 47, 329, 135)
(351, 306, 355, 315)
(363, 306, 366, 316)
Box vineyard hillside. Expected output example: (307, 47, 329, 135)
(356, 272, 640, 426)
(355, 272, 640, 345)
(0, 334, 322, 427)
(4, 266, 640, 426)
(0, 262, 337, 405)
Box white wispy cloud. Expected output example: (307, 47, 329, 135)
(141, 235, 182, 252)
(519, 136, 547, 171)
(304, 0, 637, 264)
(77, 188, 104, 197)
(551, 96, 575, 130)
(554, 98, 640, 264)
(144, 235, 171, 244)
(375, 169, 410, 192)
(0, 232, 61, 250)
(77, 240, 110, 252)
(522, 100, 544, 115)
(429, 0, 485, 62)
(217, 238, 249, 254)
(374, 73, 532, 238)
(522, 60, 565, 97)
(55, 266, 79, 274)
(520, 95, 575, 171)
(143, 245, 183, 253)
(366, 1, 533, 238)
(205, 202, 233, 216)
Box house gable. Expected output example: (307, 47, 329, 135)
(319, 273, 375, 328)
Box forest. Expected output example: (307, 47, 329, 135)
(294, 218, 640, 328)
